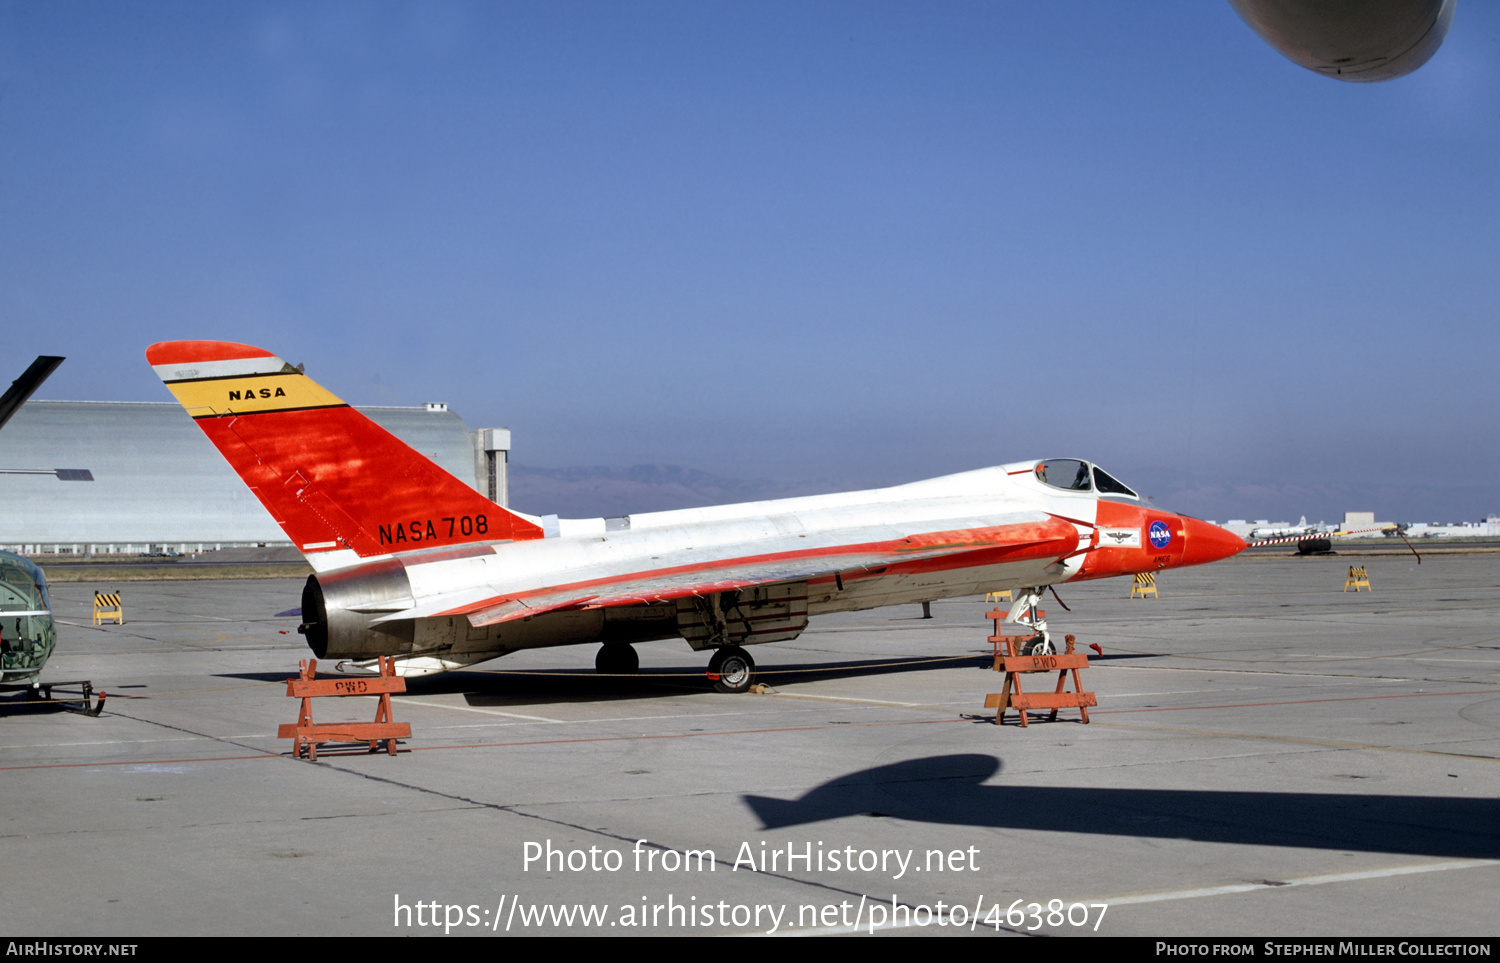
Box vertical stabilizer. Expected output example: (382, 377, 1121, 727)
(147, 341, 544, 566)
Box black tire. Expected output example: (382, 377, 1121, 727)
(1020, 635, 1054, 656)
(595, 642, 639, 676)
(707, 645, 755, 694)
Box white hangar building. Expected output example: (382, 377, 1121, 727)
(0, 401, 509, 554)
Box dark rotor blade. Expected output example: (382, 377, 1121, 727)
(0, 356, 64, 433)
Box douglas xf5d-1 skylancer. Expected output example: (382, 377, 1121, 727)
(149, 341, 1246, 692)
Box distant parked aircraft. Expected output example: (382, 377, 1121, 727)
(1248, 517, 1321, 540)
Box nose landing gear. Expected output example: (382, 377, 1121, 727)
(1007, 587, 1055, 656)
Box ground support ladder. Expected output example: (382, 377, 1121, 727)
(279, 656, 410, 760)
(983, 609, 1095, 727)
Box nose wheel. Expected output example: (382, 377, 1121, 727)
(707, 645, 755, 693)
(1008, 587, 1055, 655)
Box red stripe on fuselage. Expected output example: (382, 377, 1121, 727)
(431, 516, 1079, 619)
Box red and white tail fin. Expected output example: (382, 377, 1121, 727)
(147, 341, 544, 570)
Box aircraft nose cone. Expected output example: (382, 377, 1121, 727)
(1180, 516, 1247, 567)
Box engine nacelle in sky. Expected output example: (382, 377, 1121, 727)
(1229, 0, 1455, 82)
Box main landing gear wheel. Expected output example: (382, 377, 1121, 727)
(707, 645, 755, 694)
(595, 642, 639, 676)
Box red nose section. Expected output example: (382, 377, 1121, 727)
(1180, 517, 1247, 567)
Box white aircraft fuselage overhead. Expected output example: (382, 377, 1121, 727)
(1229, 0, 1455, 82)
(148, 342, 1246, 691)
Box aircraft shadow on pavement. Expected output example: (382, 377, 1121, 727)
(742, 753, 1500, 860)
(213, 654, 992, 701)
(213, 649, 1154, 707)
(446, 654, 998, 706)
(0, 692, 67, 716)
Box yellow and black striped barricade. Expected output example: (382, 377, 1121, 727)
(1130, 572, 1158, 599)
(92, 591, 124, 625)
(985, 634, 1095, 727)
(984, 588, 1013, 604)
(1344, 566, 1371, 592)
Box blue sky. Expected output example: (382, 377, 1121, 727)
(3, 2, 1497, 522)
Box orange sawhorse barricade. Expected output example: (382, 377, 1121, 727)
(279, 656, 410, 760)
(982, 609, 1096, 727)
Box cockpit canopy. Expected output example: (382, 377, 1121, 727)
(1032, 459, 1139, 500)
(0, 551, 55, 678)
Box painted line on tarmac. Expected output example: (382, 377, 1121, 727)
(398, 698, 565, 723)
(0, 752, 276, 772)
(412, 706, 815, 729)
(0, 717, 963, 770)
(402, 716, 962, 754)
(1097, 720, 1500, 762)
(0, 736, 203, 750)
(766, 691, 924, 707)
(1103, 859, 1500, 906)
(1099, 687, 1500, 716)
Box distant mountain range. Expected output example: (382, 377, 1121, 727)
(508, 464, 846, 519)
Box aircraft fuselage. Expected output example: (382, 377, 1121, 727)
(301, 460, 1243, 674)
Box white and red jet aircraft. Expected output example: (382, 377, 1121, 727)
(148, 341, 1246, 691)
